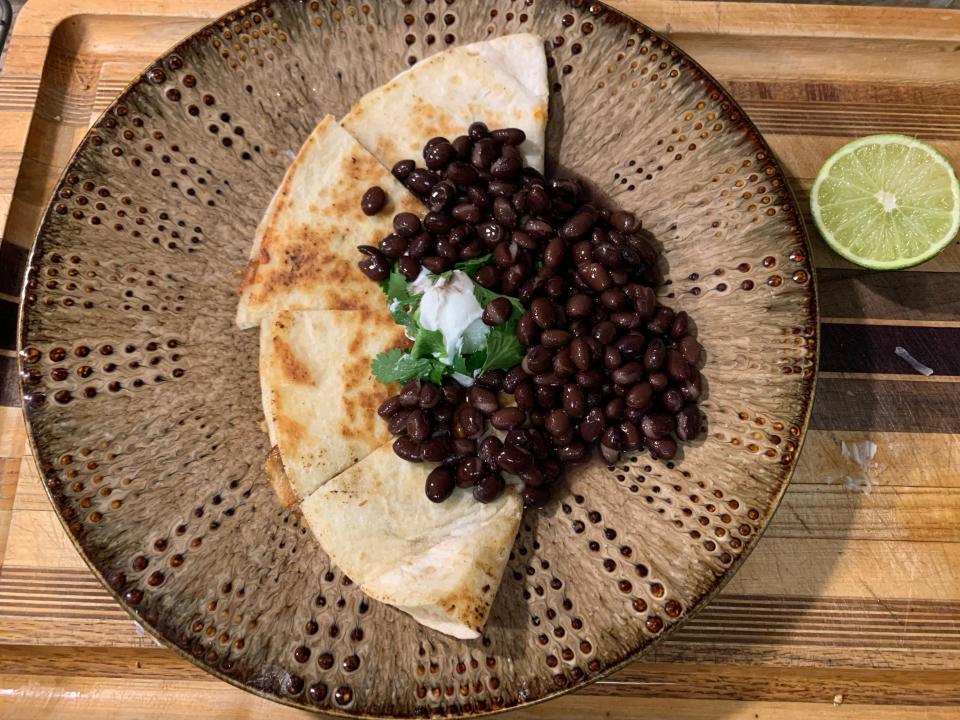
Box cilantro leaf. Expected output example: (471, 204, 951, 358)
(410, 327, 445, 360)
(454, 254, 493, 278)
(479, 327, 524, 375)
(464, 350, 487, 374)
(385, 269, 412, 303)
(371, 349, 437, 384)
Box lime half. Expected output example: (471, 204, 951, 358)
(811, 134, 960, 270)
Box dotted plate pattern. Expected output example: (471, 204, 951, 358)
(17, 0, 818, 716)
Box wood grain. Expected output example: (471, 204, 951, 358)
(1, 0, 960, 718)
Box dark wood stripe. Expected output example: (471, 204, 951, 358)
(818, 268, 960, 322)
(811, 377, 960, 432)
(725, 79, 960, 107)
(0, 298, 17, 352)
(0, 355, 18, 407)
(0, 242, 27, 297)
(820, 323, 960, 376)
(0, 608, 128, 621)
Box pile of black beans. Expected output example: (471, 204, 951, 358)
(359, 123, 704, 508)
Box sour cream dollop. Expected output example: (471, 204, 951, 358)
(410, 269, 487, 365)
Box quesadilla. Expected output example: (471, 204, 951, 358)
(341, 34, 549, 173)
(301, 441, 522, 639)
(236, 116, 422, 329)
(260, 310, 406, 499)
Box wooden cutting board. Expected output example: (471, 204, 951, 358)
(3, 0, 960, 717)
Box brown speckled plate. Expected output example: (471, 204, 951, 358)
(17, 0, 818, 715)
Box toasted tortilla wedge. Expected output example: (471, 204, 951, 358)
(301, 442, 522, 639)
(260, 310, 406, 499)
(341, 34, 548, 173)
(236, 116, 422, 329)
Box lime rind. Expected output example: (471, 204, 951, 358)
(811, 134, 960, 270)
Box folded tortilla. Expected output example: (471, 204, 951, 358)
(260, 310, 406, 499)
(342, 33, 548, 173)
(301, 442, 522, 639)
(236, 115, 422, 329)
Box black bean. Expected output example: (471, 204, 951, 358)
(594, 243, 622, 269)
(498, 445, 533, 473)
(502, 264, 526, 295)
(454, 406, 484, 438)
(549, 177, 581, 201)
(648, 371, 669, 392)
(474, 473, 505, 503)
(387, 409, 411, 435)
(468, 386, 499, 415)
(662, 388, 684, 413)
(535, 385, 558, 409)
(391, 159, 415, 181)
(600, 436, 621, 464)
(503, 367, 528, 393)
(513, 231, 538, 252)
(611, 311, 641, 330)
(680, 370, 702, 401)
(478, 436, 504, 467)
(523, 217, 554, 240)
(643, 338, 666, 371)
(468, 122, 489, 140)
(611, 362, 644, 386)
(626, 381, 653, 409)
(534, 372, 563, 388)
(575, 368, 605, 389)
(399, 381, 421, 407)
(406, 168, 439, 196)
(580, 407, 606, 442)
(379, 233, 408, 259)
(521, 345, 551, 375)
(424, 466, 455, 501)
(632, 285, 657, 319)
(451, 203, 481, 223)
(424, 140, 455, 170)
(432, 404, 453, 428)
(421, 256, 450, 273)
(361, 186, 387, 216)
(579, 263, 612, 292)
(545, 276, 566, 300)
(393, 436, 422, 462)
(451, 438, 477, 460)
(603, 345, 623, 370)
(378, 395, 402, 418)
(420, 437, 451, 462)
(491, 407, 526, 430)
(562, 384, 586, 417)
(491, 127, 526, 145)
(605, 397, 625, 420)
(530, 297, 555, 329)
(489, 180, 519, 197)
(415, 384, 440, 410)
(647, 306, 675, 336)
(441, 379, 464, 405)
(491, 152, 522, 180)
(549, 427, 575, 448)
(557, 442, 588, 463)
(541, 329, 571, 349)
(565, 294, 593, 318)
(407, 232, 433, 258)
(572, 240, 593, 265)
(609, 210, 639, 234)
(569, 337, 592, 371)
(475, 265, 499, 289)
(405, 409, 430, 442)
(666, 349, 692, 383)
(445, 160, 478, 185)
(456, 456, 485, 487)
(646, 436, 677, 460)
(356, 245, 390, 281)
(492, 196, 518, 228)
(506, 428, 532, 448)
(398, 255, 420, 280)
(624, 406, 643, 424)
(526, 184, 551, 214)
(471, 138, 498, 169)
(544, 409, 571, 436)
(476, 369, 506, 391)
(519, 466, 544, 487)
(522, 485, 550, 508)
(539, 237, 564, 269)
(599, 288, 628, 310)
(677, 335, 702, 365)
(560, 210, 595, 239)
(422, 212, 452, 235)
(459, 238, 486, 260)
(493, 241, 514, 267)
(483, 297, 513, 326)
(452, 135, 472, 159)
(514, 382, 535, 410)
(641, 413, 674, 440)
(670, 311, 689, 339)
(620, 420, 642, 450)
(676, 404, 702, 440)
(436, 238, 458, 261)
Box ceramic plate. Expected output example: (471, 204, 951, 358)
(18, 0, 817, 715)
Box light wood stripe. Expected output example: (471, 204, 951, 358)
(819, 372, 960, 383)
(822, 318, 960, 329)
